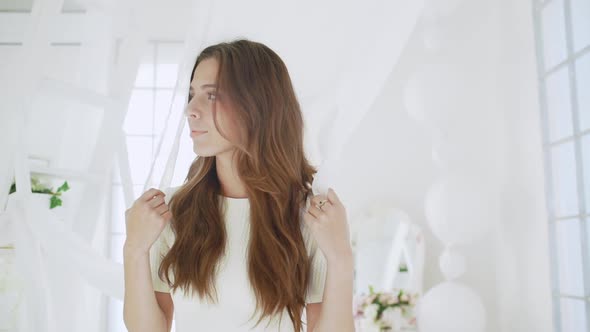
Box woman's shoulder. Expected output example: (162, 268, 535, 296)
(162, 186, 181, 205)
(299, 199, 318, 255)
(160, 185, 181, 243)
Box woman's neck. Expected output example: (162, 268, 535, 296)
(215, 150, 248, 199)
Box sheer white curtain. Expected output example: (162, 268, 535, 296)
(0, 0, 424, 331)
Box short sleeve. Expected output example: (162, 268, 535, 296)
(301, 218, 327, 303)
(148, 186, 178, 293)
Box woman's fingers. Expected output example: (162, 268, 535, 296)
(140, 188, 164, 202)
(147, 195, 165, 208)
(154, 203, 169, 216)
(306, 190, 343, 224)
(327, 188, 342, 206)
(307, 203, 325, 219)
(310, 194, 333, 209)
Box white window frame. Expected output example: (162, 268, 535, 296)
(532, 0, 590, 330)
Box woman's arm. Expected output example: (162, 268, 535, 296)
(123, 188, 173, 332)
(123, 245, 169, 332)
(304, 188, 355, 332)
(312, 253, 355, 332)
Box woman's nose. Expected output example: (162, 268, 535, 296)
(185, 103, 202, 119)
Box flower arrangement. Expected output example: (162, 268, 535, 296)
(8, 176, 70, 209)
(354, 286, 419, 331)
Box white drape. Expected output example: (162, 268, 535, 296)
(1, 0, 424, 331)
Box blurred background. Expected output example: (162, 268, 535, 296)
(0, 0, 588, 331)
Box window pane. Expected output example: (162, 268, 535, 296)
(541, 0, 568, 70)
(546, 68, 574, 141)
(156, 43, 183, 88)
(551, 143, 580, 217)
(127, 136, 153, 185)
(577, 53, 590, 131)
(555, 219, 585, 296)
(560, 297, 587, 332)
(154, 90, 175, 136)
(134, 47, 155, 87)
(156, 64, 180, 89)
(571, 0, 590, 52)
(581, 135, 590, 212)
(124, 90, 154, 135)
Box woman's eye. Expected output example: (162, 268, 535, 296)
(207, 93, 216, 101)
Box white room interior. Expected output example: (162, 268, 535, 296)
(0, 0, 588, 331)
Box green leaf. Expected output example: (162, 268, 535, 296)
(50, 196, 62, 209)
(57, 181, 70, 193)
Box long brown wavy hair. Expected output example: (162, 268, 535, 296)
(157, 39, 317, 331)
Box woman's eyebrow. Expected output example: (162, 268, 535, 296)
(189, 83, 218, 92)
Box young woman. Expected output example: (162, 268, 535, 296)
(123, 39, 354, 332)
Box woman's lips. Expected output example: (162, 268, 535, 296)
(190, 130, 208, 137)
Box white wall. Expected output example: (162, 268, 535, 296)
(340, 0, 553, 331)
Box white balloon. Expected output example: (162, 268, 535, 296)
(429, 112, 501, 175)
(439, 246, 466, 280)
(417, 282, 486, 332)
(424, 173, 497, 245)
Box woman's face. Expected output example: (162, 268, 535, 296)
(186, 57, 237, 157)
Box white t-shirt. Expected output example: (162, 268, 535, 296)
(149, 186, 327, 332)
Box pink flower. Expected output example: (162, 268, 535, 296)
(353, 295, 366, 317)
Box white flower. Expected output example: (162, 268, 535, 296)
(359, 317, 382, 332)
(387, 295, 399, 305)
(364, 303, 380, 321)
(380, 306, 403, 330)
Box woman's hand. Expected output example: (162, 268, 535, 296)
(304, 188, 353, 262)
(124, 188, 172, 254)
